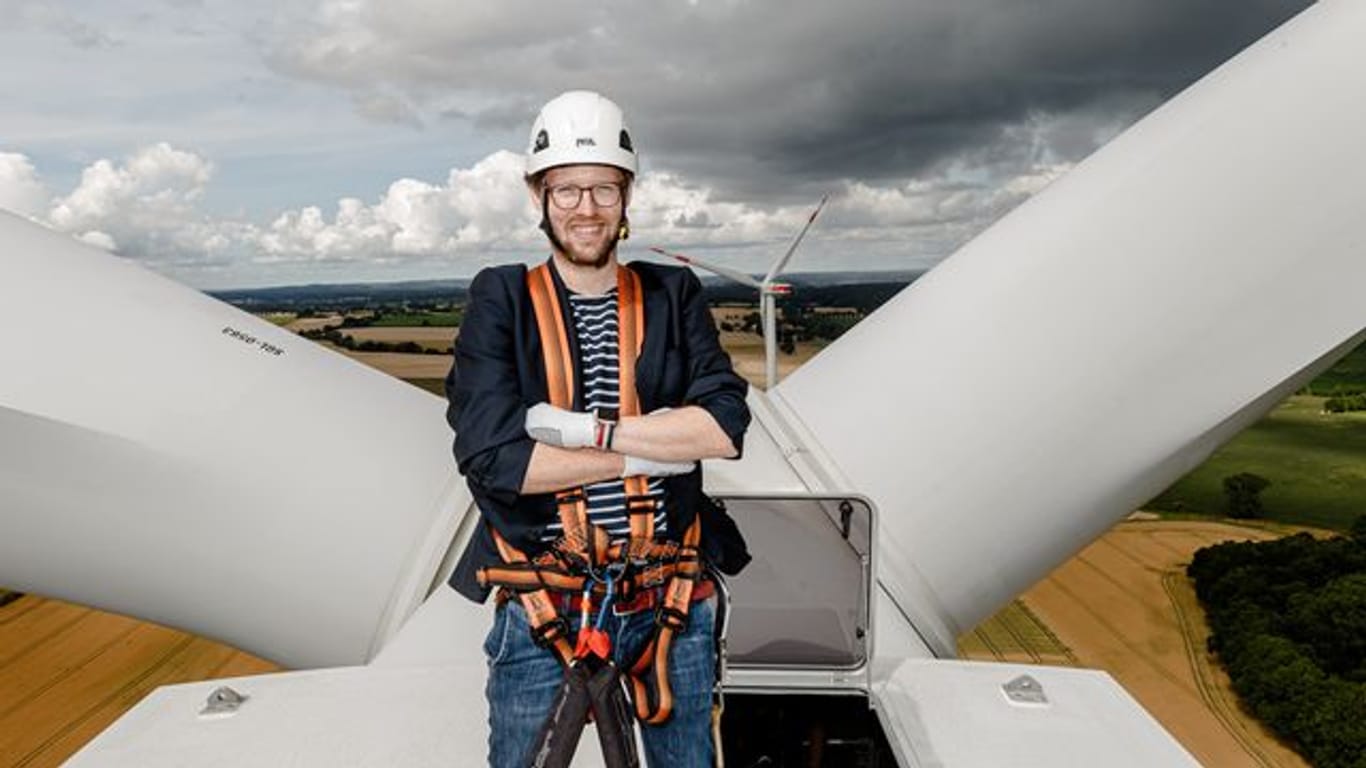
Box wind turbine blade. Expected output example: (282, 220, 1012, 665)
(0, 211, 467, 669)
(650, 246, 765, 289)
(764, 194, 828, 284)
(777, 0, 1366, 649)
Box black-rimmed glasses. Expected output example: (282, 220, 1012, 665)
(546, 182, 624, 210)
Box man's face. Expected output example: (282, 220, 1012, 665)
(534, 164, 629, 269)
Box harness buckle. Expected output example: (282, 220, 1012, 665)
(624, 494, 656, 515)
(531, 616, 572, 649)
(655, 605, 690, 633)
(556, 488, 588, 507)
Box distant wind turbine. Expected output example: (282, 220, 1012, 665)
(652, 195, 828, 390)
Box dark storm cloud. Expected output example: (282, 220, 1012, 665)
(270, 0, 1311, 200)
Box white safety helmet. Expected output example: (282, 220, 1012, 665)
(525, 90, 638, 178)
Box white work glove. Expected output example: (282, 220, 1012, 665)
(622, 454, 696, 479)
(524, 403, 600, 448)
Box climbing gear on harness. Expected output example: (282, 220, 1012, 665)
(527, 566, 640, 768)
(477, 262, 709, 755)
(528, 662, 592, 767)
(527, 655, 639, 768)
(492, 573, 716, 617)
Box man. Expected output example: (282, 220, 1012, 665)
(444, 90, 751, 767)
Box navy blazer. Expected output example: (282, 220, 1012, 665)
(445, 257, 752, 602)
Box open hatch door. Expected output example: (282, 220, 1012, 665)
(714, 494, 875, 693)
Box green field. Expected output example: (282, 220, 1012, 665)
(1306, 341, 1366, 396)
(371, 310, 462, 327)
(1150, 395, 1366, 531)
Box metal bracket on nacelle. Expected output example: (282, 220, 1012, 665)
(199, 686, 249, 719)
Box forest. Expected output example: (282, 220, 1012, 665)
(1189, 522, 1366, 767)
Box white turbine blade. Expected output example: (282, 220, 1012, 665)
(764, 194, 828, 284)
(650, 246, 765, 289)
(0, 212, 469, 669)
(774, 0, 1366, 654)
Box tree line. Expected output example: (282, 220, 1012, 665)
(719, 307, 865, 353)
(297, 326, 452, 355)
(1189, 519, 1366, 767)
(1323, 393, 1366, 413)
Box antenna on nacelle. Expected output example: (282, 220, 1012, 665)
(652, 194, 827, 390)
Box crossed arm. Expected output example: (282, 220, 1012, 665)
(520, 406, 736, 495)
(449, 266, 749, 503)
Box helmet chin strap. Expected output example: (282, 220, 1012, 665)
(539, 190, 629, 266)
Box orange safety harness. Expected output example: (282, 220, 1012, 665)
(477, 263, 704, 726)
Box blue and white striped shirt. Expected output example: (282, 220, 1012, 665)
(540, 288, 669, 541)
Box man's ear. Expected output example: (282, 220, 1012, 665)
(526, 177, 543, 209)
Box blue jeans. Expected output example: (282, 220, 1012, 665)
(484, 596, 716, 767)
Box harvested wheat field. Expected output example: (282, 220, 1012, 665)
(963, 518, 1309, 768)
(721, 337, 824, 386)
(0, 593, 279, 768)
(337, 326, 457, 351)
(957, 598, 1077, 666)
(283, 314, 343, 332)
(329, 347, 454, 379)
(325, 328, 806, 386)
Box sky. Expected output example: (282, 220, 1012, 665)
(0, 0, 1309, 290)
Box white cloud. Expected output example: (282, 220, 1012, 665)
(4, 129, 1071, 286)
(46, 142, 225, 261)
(628, 155, 1072, 274)
(0, 152, 49, 218)
(247, 150, 537, 262)
(199, 149, 842, 272)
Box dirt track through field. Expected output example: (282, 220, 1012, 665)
(962, 520, 1309, 767)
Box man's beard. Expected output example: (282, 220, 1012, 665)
(560, 229, 614, 268)
(541, 196, 618, 268)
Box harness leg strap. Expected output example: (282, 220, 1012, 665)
(587, 663, 641, 768)
(527, 663, 594, 768)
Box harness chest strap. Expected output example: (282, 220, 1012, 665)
(614, 264, 658, 561)
(535, 263, 653, 564)
(480, 264, 657, 647)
